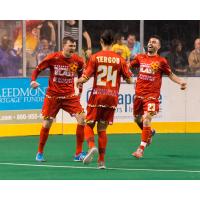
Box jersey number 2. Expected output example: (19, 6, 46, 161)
(97, 65, 117, 87)
(147, 103, 155, 112)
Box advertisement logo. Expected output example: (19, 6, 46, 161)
(0, 77, 48, 110)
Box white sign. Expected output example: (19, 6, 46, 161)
(57, 77, 200, 123)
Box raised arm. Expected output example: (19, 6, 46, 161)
(83, 31, 92, 57)
(48, 22, 56, 44)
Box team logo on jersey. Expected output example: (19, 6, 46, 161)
(150, 61, 160, 73)
(69, 63, 78, 72)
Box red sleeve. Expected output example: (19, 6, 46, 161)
(36, 56, 51, 71)
(83, 55, 96, 78)
(121, 59, 133, 79)
(130, 55, 140, 68)
(161, 57, 172, 76)
(31, 68, 40, 81)
(31, 54, 52, 81)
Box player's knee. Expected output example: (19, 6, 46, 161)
(78, 117, 85, 126)
(42, 119, 53, 128)
(143, 113, 152, 126)
(76, 112, 86, 125)
(97, 121, 108, 132)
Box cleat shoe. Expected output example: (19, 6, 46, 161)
(83, 147, 98, 164)
(151, 129, 156, 136)
(98, 161, 106, 169)
(147, 129, 156, 147)
(132, 148, 144, 159)
(36, 152, 46, 162)
(73, 152, 87, 162)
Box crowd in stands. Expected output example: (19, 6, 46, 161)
(13, 20, 57, 76)
(166, 39, 189, 75)
(111, 33, 200, 76)
(188, 38, 200, 75)
(0, 35, 22, 77)
(0, 20, 200, 77)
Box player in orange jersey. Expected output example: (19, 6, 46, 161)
(130, 35, 187, 159)
(31, 36, 86, 162)
(77, 30, 133, 169)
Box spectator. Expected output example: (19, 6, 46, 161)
(14, 21, 41, 76)
(127, 33, 144, 60)
(64, 20, 92, 59)
(36, 38, 56, 65)
(37, 21, 56, 45)
(35, 38, 56, 76)
(26, 27, 40, 76)
(35, 21, 56, 76)
(112, 32, 131, 61)
(36, 21, 56, 63)
(166, 39, 188, 75)
(188, 38, 200, 75)
(0, 35, 22, 77)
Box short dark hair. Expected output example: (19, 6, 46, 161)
(149, 35, 162, 45)
(100, 30, 114, 45)
(171, 39, 182, 52)
(127, 33, 136, 38)
(62, 36, 75, 45)
(114, 32, 123, 43)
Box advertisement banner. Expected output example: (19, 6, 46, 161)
(1, 77, 200, 125)
(0, 77, 48, 124)
(60, 77, 200, 123)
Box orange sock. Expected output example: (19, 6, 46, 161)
(147, 133, 152, 144)
(84, 124, 95, 149)
(75, 124, 84, 155)
(140, 127, 151, 150)
(98, 131, 107, 162)
(38, 127, 50, 153)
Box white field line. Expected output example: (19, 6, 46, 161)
(0, 162, 200, 173)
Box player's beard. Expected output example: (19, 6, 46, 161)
(64, 50, 74, 58)
(147, 46, 156, 55)
(148, 49, 154, 54)
(70, 50, 75, 54)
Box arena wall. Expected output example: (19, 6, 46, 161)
(0, 77, 199, 136)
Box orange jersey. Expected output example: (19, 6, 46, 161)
(83, 50, 132, 108)
(131, 53, 172, 99)
(31, 51, 84, 96)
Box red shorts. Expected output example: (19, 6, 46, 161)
(133, 97, 159, 116)
(86, 106, 115, 125)
(42, 95, 84, 118)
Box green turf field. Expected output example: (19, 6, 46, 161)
(0, 133, 200, 180)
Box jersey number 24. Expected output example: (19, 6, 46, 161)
(97, 65, 117, 87)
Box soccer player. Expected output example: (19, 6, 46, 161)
(130, 35, 187, 159)
(31, 36, 86, 162)
(77, 30, 133, 169)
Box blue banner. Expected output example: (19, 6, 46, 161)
(0, 77, 48, 110)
